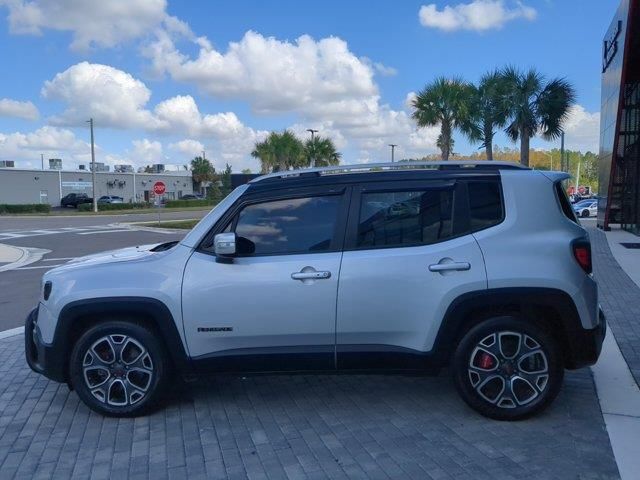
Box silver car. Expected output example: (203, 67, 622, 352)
(26, 162, 605, 420)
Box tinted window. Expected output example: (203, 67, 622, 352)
(233, 195, 340, 255)
(357, 188, 454, 248)
(555, 181, 578, 224)
(468, 181, 503, 231)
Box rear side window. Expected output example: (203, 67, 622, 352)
(467, 180, 503, 231)
(357, 187, 455, 248)
(555, 181, 578, 224)
(233, 195, 341, 255)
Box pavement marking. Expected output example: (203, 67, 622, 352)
(592, 328, 640, 479)
(76, 229, 132, 235)
(0, 326, 24, 339)
(0, 224, 136, 240)
(16, 264, 64, 270)
(0, 245, 50, 273)
(42, 257, 75, 261)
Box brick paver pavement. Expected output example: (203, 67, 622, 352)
(0, 331, 619, 479)
(590, 226, 640, 386)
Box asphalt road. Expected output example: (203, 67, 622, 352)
(0, 214, 195, 331)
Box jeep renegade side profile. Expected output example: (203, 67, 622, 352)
(26, 162, 606, 420)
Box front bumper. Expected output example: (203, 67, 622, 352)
(25, 307, 66, 383)
(566, 307, 606, 369)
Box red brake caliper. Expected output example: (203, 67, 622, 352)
(479, 352, 495, 369)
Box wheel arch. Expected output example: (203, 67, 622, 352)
(431, 288, 584, 369)
(55, 297, 191, 382)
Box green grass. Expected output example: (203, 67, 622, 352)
(134, 219, 200, 229)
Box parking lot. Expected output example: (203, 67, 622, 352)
(0, 215, 635, 479)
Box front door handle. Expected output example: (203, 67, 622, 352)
(429, 262, 471, 272)
(291, 269, 331, 281)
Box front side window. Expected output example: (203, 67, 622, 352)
(357, 188, 455, 248)
(232, 195, 341, 255)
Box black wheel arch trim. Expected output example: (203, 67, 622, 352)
(431, 287, 603, 370)
(43, 297, 190, 383)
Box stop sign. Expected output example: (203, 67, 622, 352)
(153, 181, 166, 195)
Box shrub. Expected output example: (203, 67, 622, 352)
(165, 199, 215, 208)
(0, 204, 51, 214)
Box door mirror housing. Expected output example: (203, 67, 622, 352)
(214, 232, 236, 256)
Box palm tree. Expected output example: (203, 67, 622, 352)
(190, 156, 215, 193)
(500, 66, 576, 167)
(304, 136, 341, 167)
(412, 77, 474, 160)
(251, 130, 305, 173)
(463, 70, 509, 161)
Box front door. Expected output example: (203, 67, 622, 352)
(336, 180, 490, 370)
(182, 188, 349, 372)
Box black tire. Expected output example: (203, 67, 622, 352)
(69, 321, 170, 417)
(453, 316, 563, 421)
(581, 210, 590, 218)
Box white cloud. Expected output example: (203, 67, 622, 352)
(0, 98, 39, 120)
(169, 139, 204, 158)
(42, 62, 162, 129)
(419, 1, 536, 32)
(0, 0, 168, 51)
(558, 105, 600, 152)
(130, 138, 164, 164)
(144, 30, 379, 119)
(0, 126, 88, 167)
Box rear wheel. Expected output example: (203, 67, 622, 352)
(453, 316, 563, 420)
(581, 209, 590, 217)
(69, 321, 170, 417)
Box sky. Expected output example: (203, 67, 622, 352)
(0, 0, 616, 172)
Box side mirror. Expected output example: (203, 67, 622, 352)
(214, 232, 236, 256)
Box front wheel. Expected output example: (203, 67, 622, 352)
(69, 321, 170, 417)
(581, 209, 590, 217)
(453, 316, 563, 420)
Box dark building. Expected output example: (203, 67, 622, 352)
(598, 0, 640, 233)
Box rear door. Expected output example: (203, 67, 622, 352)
(336, 178, 496, 370)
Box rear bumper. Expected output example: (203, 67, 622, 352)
(25, 306, 66, 383)
(566, 307, 606, 369)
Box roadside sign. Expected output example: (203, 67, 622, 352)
(153, 181, 166, 195)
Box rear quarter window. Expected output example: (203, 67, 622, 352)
(467, 180, 503, 231)
(555, 181, 578, 224)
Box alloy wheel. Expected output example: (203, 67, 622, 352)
(82, 334, 154, 407)
(467, 331, 549, 409)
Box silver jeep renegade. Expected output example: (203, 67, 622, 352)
(26, 161, 606, 420)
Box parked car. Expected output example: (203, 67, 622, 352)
(27, 162, 605, 420)
(180, 194, 203, 200)
(60, 193, 92, 208)
(97, 196, 124, 204)
(573, 199, 598, 218)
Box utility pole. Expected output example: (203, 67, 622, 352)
(389, 144, 398, 162)
(88, 118, 97, 213)
(560, 131, 565, 172)
(41, 153, 44, 170)
(306, 129, 318, 167)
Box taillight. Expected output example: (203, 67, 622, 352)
(572, 240, 592, 274)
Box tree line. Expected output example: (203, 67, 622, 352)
(412, 66, 576, 166)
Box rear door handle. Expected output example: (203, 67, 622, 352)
(429, 262, 471, 272)
(291, 270, 331, 280)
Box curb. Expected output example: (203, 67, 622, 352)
(0, 326, 24, 340)
(0, 244, 51, 273)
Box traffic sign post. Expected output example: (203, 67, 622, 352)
(153, 181, 166, 225)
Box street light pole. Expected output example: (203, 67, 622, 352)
(88, 118, 97, 213)
(41, 153, 44, 170)
(389, 144, 397, 162)
(306, 129, 319, 167)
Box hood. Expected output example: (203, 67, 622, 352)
(52, 242, 172, 272)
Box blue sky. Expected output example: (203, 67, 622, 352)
(0, 1, 616, 171)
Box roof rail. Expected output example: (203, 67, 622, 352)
(249, 161, 528, 183)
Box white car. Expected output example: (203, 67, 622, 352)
(97, 195, 124, 204)
(573, 199, 597, 218)
(26, 162, 605, 420)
